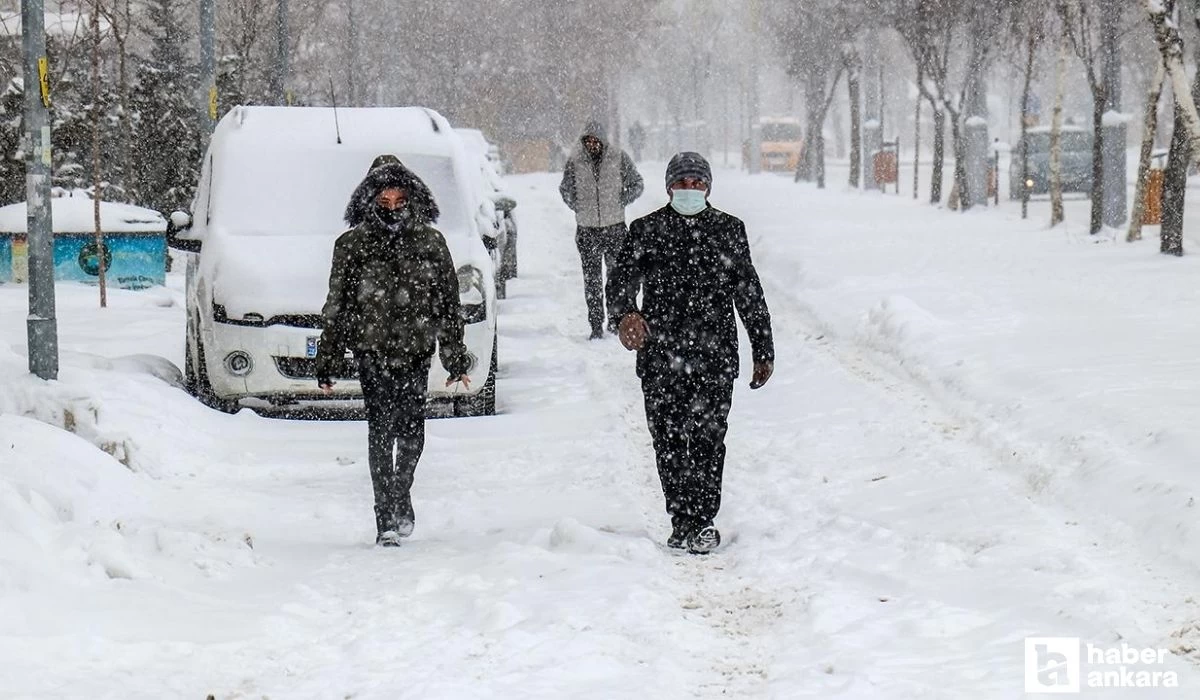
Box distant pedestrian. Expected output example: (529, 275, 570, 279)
(608, 152, 775, 554)
(315, 155, 472, 547)
(629, 121, 647, 162)
(559, 119, 644, 339)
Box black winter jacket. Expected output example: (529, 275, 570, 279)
(607, 204, 774, 378)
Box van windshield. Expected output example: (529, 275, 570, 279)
(211, 151, 468, 237)
(761, 123, 803, 142)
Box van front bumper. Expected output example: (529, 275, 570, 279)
(203, 320, 495, 402)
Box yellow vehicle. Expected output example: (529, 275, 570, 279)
(757, 118, 804, 172)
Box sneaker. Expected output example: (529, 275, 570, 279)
(667, 520, 695, 549)
(588, 328, 605, 340)
(376, 530, 402, 547)
(686, 525, 721, 555)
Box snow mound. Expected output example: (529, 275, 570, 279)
(858, 295, 947, 354)
(0, 414, 257, 594)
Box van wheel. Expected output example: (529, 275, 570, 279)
(455, 335, 497, 417)
(194, 337, 238, 413)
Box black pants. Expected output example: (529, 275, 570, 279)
(640, 369, 735, 529)
(358, 353, 430, 534)
(576, 224, 627, 333)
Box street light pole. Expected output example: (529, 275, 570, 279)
(23, 0, 59, 380)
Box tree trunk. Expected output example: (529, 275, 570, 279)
(1019, 34, 1037, 219)
(931, 105, 945, 204)
(797, 62, 825, 183)
(91, 0, 107, 308)
(1050, 35, 1069, 227)
(913, 63, 922, 199)
(849, 60, 862, 188)
(1128, 60, 1165, 242)
(1161, 102, 1188, 255)
(1090, 88, 1107, 234)
(949, 110, 970, 211)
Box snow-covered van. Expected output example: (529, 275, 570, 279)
(169, 106, 499, 416)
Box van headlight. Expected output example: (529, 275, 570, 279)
(457, 265, 487, 324)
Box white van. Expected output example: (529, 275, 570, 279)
(169, 106, 499, 417)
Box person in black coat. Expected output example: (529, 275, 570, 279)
(607, 152, 774, 554)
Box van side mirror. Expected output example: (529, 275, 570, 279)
(167, 210, 201, 253)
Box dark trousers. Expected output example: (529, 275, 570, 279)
(640, 369, 735, 529)
(576, 224, 627, 333)
(358, 353, 430, 534)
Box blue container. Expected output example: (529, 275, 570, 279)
(0, 234, 11, 284)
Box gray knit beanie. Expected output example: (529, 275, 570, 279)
(665, 152, 712, 188)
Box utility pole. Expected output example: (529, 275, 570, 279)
(24, 0, 59, 380)
(199, 0, 217, 147)
(271, 0, 290, 105)
(1101, 0, 1127, 227)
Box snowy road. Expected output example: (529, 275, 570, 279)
(3, 167, 1200, 698)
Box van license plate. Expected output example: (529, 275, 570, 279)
(306, 337, 319, 358)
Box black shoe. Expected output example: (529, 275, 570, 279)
(667, 518, 696, 549)
(376, 530, 402, 547)
(686, 525, 721, 555)
(589, 328, 605, 340)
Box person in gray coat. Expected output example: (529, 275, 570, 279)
(559, 119, 644, 339)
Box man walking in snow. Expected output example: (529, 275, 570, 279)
(315, 155, 472, 547)
(559, 119, 644, 339)
(608, 152, 775, 555)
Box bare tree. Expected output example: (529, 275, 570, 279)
(1057, 0, 1107, 235)
(1050, 32, 1068, 227)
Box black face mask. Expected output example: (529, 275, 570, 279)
(373, 203, 411, 232)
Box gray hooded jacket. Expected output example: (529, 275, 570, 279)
(559, 120, 644, 228)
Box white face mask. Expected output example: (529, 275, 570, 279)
(669, 188, 707, 216)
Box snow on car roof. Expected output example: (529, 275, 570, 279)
(0, 196, 166, 234)
(212, 106, 456, 156)
(455, 128, 492, 157)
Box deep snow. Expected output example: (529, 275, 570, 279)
(2, 164, 1200, 698)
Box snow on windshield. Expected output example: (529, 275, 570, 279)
(211, 150, 468, 237)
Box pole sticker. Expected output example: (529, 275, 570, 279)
(37, 57, 50, 108)
(208, 85, 219, 120)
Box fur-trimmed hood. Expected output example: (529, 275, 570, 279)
(344, 156, 440, 228)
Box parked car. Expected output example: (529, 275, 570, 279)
(456, 127, 518, 298)
(169, 106, 499, 417)
(1009, 125, 1093, 199)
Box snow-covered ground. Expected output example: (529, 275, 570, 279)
(3, 163, 1200, 698)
